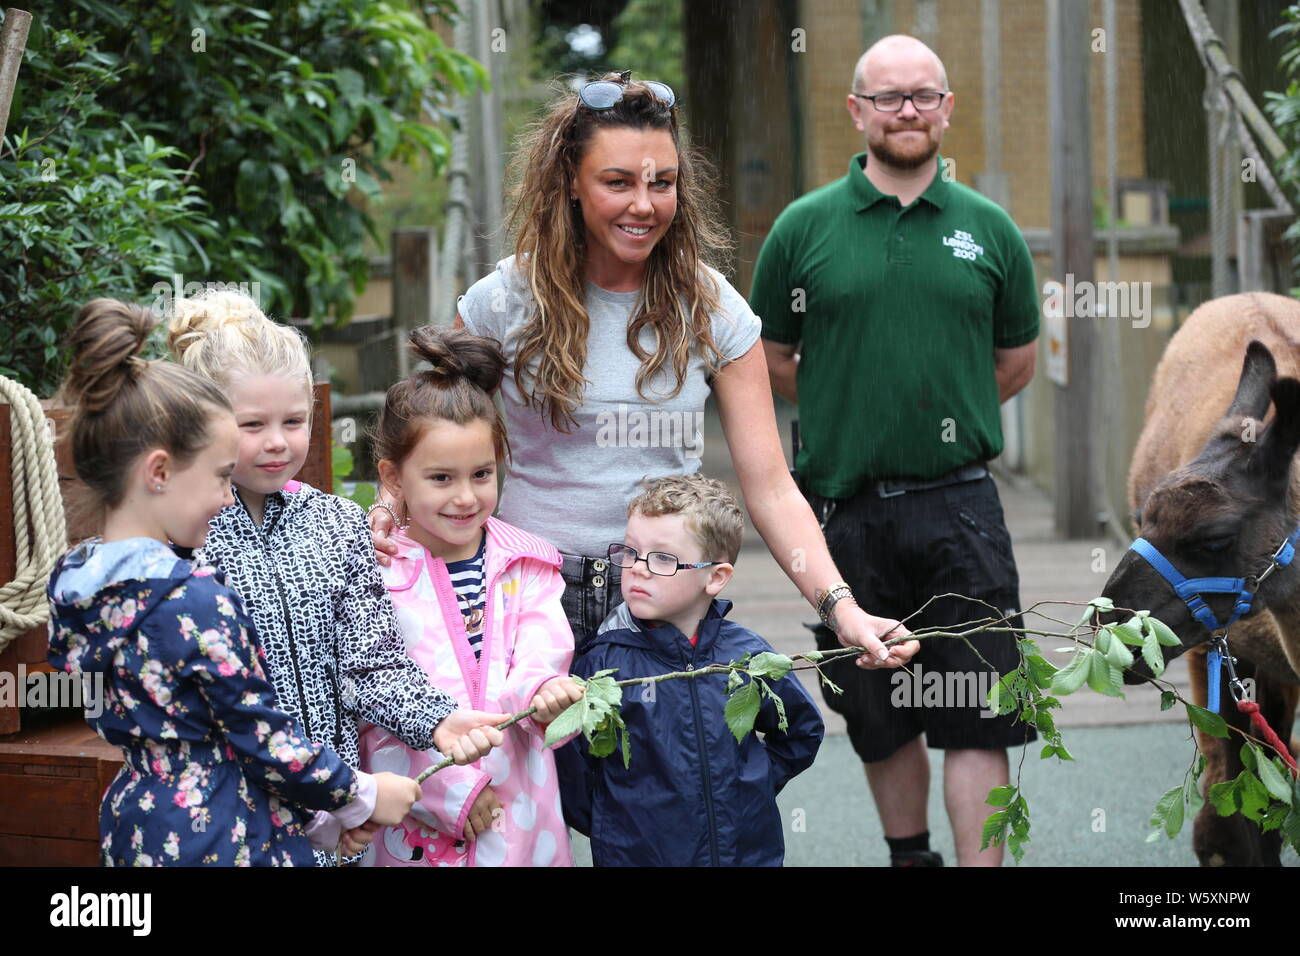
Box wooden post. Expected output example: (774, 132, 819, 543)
(392, 228, 438, 378)
(0, 8, 32, 144)
(1048, 0, 1097, 538)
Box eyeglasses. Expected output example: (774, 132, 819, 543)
(606, 543, 722, 577)
(579, 70, 676, 110)
(851, 90, 948, 112)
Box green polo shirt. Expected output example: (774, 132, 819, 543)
(752, 153, 1039, 497)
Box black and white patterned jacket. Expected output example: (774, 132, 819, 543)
(197, 480, 457, 775)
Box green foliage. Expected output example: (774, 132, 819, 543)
(331, 444, 376, 510)
(3, 1, 486, 393)
(1265, 6, 1300, 290)
(0, 18, 217, 395)
(546, 670, 631, 769)
(981, 786, 1030, 863)
(606, 0, 685, 96)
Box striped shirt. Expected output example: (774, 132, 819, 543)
(446, 533, 487, 659)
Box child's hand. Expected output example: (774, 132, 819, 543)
(530, 676, 585, 724)
(370, 771, 421, 826)
(463, 786, 502, 842)
(433, 709, 509, 764)
(341, 821, 380, 856)
(368, 491, 402, 567)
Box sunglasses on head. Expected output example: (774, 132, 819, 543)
(578, 70, 676, 110)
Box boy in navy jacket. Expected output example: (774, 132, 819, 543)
(558, 474, 824, 866)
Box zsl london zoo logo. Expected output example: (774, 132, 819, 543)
(942, 228, 984, 261)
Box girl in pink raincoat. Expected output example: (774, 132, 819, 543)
(358, 327, 583, 867)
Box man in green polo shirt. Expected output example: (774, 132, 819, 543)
(752, 34, 1039, 867)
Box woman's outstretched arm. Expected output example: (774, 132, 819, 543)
(712, 342, 918, 669)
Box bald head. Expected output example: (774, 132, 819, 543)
(853, 34, 948, 93)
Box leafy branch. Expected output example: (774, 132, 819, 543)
(410, 594, 1300, 865)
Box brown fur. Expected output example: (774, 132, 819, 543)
(1115, 292, 1300, 866)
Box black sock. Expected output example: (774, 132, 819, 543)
(886, 831, 931, 856)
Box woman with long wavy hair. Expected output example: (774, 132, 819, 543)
(371, 72, 917, 671)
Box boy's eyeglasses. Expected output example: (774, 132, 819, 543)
(607, 543, 722, 577)
(851, 89, 947, 112)
(579, 70, 676, 110)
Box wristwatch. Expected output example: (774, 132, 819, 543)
(816, 581, 856, 633)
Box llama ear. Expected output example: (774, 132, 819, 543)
(1227, 340, 1277, 422)
(1251, 378, 1300, 486)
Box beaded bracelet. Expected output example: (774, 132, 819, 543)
(366, 501, 401, 528)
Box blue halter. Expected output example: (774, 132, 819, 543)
(1128, 524, 1300, 712)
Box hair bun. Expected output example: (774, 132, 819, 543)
(408, 326, 506, 395)
(62, 299, 155, 415)
(166, 290, 268, 365)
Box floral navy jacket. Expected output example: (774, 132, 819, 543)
(47, 537, 362, 866)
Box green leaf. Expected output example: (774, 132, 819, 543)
(1025, 654, 1058, 688)
(1104, 632, 1134, 669)
(1241, 742, 1259, 772)
(987, 785, 1015, 807)
(1239, 771, 1272, 821)
(1147, 617, 1182, 647)
(1087, 650, 1124, 697)
(1113, 619, 1146, 646)
(1255, 753, 1293, 805)
(543, 696, 586, 749)
(1186, 704, 1229, 738)
(746, 651, 793, 681)
(1095, 626, 1113, 655)
(1150, 785, 1185, 838)
(1261, 804, 1289, 833)
(1282, 808, 1300, 849)
(1049, 648, 1091, 695)
(801, 650, 824, 662)
(757, 678, 789, 733)
(1160, 690, 1177, 711)
(1142, 630, 1167, 678)
(1209, 778, 1240, 817)
(980, 809, 1007, 851)
(724, 680, 761, 744)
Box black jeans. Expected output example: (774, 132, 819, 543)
(807, 475, 1036, 762)
(559, 553, 624, 655)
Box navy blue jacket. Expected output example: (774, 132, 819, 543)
(557, 598, 824, 866)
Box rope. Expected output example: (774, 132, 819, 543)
(1236, 700, 1299, 774)
(0, 374, 67, 652)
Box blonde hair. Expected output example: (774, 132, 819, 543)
(506, 73, 733, 432)
(166, 290, 313, 401)
(628, 473, 744, 563)
(59, 298, 231, 515)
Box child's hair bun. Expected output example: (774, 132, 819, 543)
(62, 299, 155, 415)
(409, 326, 506, 395)
(166, 290, 268, 366)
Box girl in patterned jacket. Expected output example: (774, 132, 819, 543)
(167, 292, 507, 863)
(358, 327, 583, 867)
(46, 298, 426, 865)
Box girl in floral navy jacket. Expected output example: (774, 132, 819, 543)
(167, 292, 506, 863)
(46, 298, 429, 866)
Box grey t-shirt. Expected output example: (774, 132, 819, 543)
(459, 255, 761, 556)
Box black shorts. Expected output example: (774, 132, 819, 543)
(809, 475, 1036, 762)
